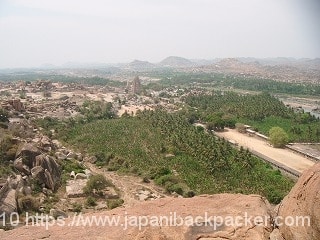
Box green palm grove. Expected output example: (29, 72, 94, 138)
(61, 109, 294, 204)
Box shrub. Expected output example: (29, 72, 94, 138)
(72, 203, 82, 212)
(155, 174, 179, 186)
(31, 178, 43, 194)
(106, 199, 124, 209)
(95, 152, 114, 167)
(84, 174, 112, 195)
(86, 196, 97, 207)
(5, 145, 18, 161)
(154, 174, 190, 196)
(266, 189, 283, 204)
(166, 183, 184, 195)
(18, 196, 40, 212)
(107, 156, 126, 171)
(152, 167, 171, 180)
(61, 159, 84, 174)
(0, 135, 17, 163)
(42, 194, 59, 213)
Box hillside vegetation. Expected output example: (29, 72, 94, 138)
(60, 110, 294, 203)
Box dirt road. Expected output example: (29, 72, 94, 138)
(215, 128, 315, 173)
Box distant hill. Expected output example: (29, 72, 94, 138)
(213, 58, 262, 70)
(126, 60, 155, 70)
(190, 58, 219, 66)
(159, 56, 193, 67)
(61, 62, 108, 68)
(243, 57, 297, 66)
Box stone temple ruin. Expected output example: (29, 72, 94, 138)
(126, 76, 141, 94)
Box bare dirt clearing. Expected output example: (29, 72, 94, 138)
(85, 163, 168, 207)
(118, 105, 153, 116)
(215, 128, 315, 173)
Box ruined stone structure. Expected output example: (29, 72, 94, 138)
(126, 76, 141, 94)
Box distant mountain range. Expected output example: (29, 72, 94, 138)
(2, 56, 319, 74)
(1, 56, 319, 84)
(29, 56, 319, 70)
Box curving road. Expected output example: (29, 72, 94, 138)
(215, 128, 315, 174)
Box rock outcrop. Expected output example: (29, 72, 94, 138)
(32, 154, 61, 190)
(14, 143, 61, 190)
(38, 136, 54, 152)
(0, 189, 17, 218)
(15, 143, 41, 171)
(0, 175, 21, 218)
(277, 162, 320, 240)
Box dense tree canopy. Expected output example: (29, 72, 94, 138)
(184, 92, 292, 121)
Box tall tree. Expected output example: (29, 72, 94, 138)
(269, 127, 289, 148)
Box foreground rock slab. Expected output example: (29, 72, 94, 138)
(278, 162, 320, 240)
(0, 194, 272, 240)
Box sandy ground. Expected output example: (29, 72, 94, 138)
(27, 91, 115, 102)
(118, 105, 153, 116)
(215, 128, 315, 173)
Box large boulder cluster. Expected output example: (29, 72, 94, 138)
(0, 136, 62, 218)
(14, 141, 61, 191)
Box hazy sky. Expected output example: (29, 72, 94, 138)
(0, 0, 319, 68)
